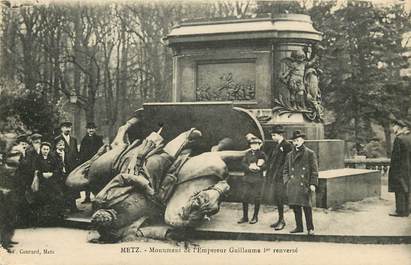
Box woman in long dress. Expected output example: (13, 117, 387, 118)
(33, 142, 64, 226)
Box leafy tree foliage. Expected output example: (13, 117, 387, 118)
(0, 79, 61, 140)
(308, 1, 411, 155)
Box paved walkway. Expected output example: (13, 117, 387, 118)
(200, 193, 411, 236)
(198, 191, 411, 237)
(67, 183, 410, 241)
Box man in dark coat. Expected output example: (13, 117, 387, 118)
(388, 119, 411, 217)
(283, 130, 318, 235)
(17, 133, 42, 226)
(54, 122, 79, 173)
(0, 134, 29, 249)
(265, 125, 292, 230)
(54, 121, 80, 212)
(79, 122, 103, 203)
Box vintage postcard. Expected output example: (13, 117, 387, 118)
(0, 0, 410, 264)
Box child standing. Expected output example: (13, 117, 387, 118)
(238, 134, 267, 224)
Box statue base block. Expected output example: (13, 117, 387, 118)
(261, 115, 325, 140)
(305, 140, 345, 171)
(226, 168, 381, 209)
(317, 168, 381, 208)
(263, 139, 345, 171)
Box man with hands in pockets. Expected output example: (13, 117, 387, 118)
(283, 130, 318, 235)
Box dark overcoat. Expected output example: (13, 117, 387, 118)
(240, 149, 267, 202)
(242, 149, 267, 183)
(54, 134, 79, 173)
(18, 147, 39, 189)
(34, 155, 64, 218)
(79, 134, 104, 163)
(283, 145, 318, 207)
(264, 140, 293, 203)
(388, 132, 411, 193)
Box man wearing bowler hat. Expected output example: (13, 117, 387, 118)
(79, 122, 103, 203)
(283, 130, 318, 235)
(388, 118, 411, 217)
(266, 125, 293, 230)
(54, 121, 81, 212)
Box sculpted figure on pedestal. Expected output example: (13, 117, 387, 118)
(275, 44, 324, 122)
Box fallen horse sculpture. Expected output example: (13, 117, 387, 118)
(66, 118, 246, 242)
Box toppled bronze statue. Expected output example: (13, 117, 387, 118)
(66, 117, 245, 243)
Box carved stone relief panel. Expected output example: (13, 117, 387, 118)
(196, 61, 256, 102)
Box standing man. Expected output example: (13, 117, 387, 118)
(79, 122, 103, 203)
(20, 133, 42, 188)
(6, 135, 29, 227)
(266, 125, 292, 230)
(388, 118, 410, 217)
(17, 133, 42, 226)
(283, 130, 318, 235)
(54, 121, 80, 212)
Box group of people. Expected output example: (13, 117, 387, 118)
(238, 126, 318, 235)
(237, 116, 410, 238)
(1, 116, 409, 250)
(2, 121, 104, 228)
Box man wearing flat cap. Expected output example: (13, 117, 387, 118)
(283, 130, 318, 235)
(388, 118, 411, 217)
(54, 121, 80, 212)
(265, 125, 293, 230)
(16, 133, 42, 226)
(79, 122, 103, 203)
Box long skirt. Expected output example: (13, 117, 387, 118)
(33, 181, 64, 225)
(240, 180, 263, 203)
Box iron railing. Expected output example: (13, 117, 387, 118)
(344, 157, 391, 176)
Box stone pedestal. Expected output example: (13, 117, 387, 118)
(262, 121, 325, 141)
(305, 140, 345, 171)
(226, 168, 381, 209)
(317, 169, 381, 208)
(166, 14, 382, 209)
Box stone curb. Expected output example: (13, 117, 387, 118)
(63, 218, 411, 245)
(191, 230, 411, 244)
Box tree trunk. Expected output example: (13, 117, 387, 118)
(117, 12, 129, 125)
(73, 6, 82, 137)
(86, 54, 97, 123)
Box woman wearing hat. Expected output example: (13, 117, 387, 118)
(238, 133, 267, 224)
(283, 130, 318, 235)
(32, 142, 64, 225)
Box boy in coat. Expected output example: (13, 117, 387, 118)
(266, 125, 293, 230)
(283, 130, 318, 235)
(238, 133, 267, 224)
